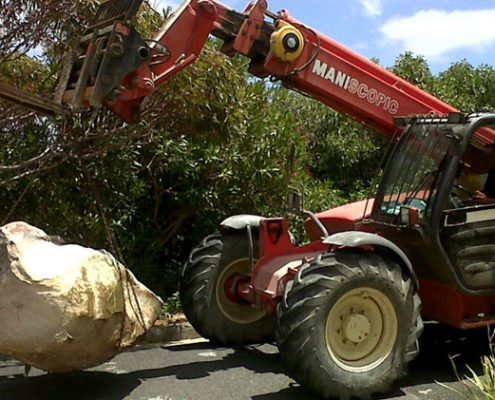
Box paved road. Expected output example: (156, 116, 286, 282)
(0, 323, 490, 400)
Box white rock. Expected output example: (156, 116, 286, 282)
(0, 221, 163, 373)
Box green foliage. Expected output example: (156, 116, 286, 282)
(390, 53, 495, 113)
(1, 37, 307, 297)
(161, 291, 181, 316)
(463, 356, 495, 399)
(438, 355, 495, 399)
(434, 61, 495, 112)
(300, 102, 386, 196)
(391, 52, 434, 92)
(2, 4, 495, 303)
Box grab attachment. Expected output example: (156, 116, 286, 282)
(58, 0, 153, 122)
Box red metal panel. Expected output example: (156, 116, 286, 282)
(150, 0, 221, 86)
(306, 199, 374, 242)
(254, 218, 328, 296)
(232, 0, 268, 55)
(419, 278, 495, 329)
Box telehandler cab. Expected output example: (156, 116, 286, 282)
(4, 0, 495, 398)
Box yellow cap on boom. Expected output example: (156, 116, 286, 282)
(270, 21, 305, 63)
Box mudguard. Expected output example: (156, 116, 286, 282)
(220, 215, 263, 230)
(323, 231, 418, 289)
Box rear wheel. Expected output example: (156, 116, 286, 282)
(180, 232, 275, 344)
(277, 251, 423, 400)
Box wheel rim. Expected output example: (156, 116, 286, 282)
(325, 287, 398, 372)
(215, 258, 266, 324)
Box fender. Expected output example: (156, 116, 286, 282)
(323, 231, 418, 289)
(220, 215, 263, 230)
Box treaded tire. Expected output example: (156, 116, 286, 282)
(180, 232, 275, 344)
(277, 251, 423, 400)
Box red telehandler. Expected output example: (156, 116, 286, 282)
(4, 0, 495, 398)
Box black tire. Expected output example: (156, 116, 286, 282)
(180, 232, 275, 344)
(277, 251, 423, 400)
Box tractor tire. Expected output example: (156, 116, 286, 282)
(180, 232, 275, 344)
(276, 251, 423, 400)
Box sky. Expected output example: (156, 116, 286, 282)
(154, 0, 495, 74)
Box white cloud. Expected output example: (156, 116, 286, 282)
(360, 0, 383, 18)
(380, 8, 495, 61)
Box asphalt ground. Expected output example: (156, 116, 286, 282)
(0, 323, 490, 400)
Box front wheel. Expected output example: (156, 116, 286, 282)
(276, 251, 423, 400)
(180, 232, 275, 344)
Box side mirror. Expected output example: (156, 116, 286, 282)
(287, 187, 303, 215)
(400, 206, 420, 226)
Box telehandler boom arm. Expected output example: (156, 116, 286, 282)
(3, 0, 493, 168)
(140, 0, 471, 138)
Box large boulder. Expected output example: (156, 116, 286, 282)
(0, 221, 163, 373)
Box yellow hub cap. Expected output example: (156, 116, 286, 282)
(215, 258, 266, 325)
(343, 313, 370, 343)
(326, 287, 398, 372)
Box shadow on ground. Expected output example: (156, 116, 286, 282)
(0, 371, 141, 400)
(380, 323, 491, 399)
(0, 323, 491, 400)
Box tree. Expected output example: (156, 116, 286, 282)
(2, 2, 495, 300)
(434, 61, 495, 111)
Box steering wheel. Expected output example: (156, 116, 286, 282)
(453, 183, 476, 197)
(452, 183, 478, 207)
